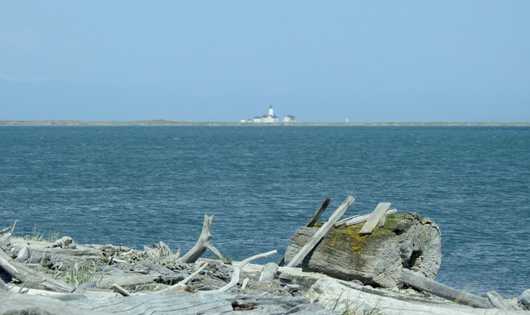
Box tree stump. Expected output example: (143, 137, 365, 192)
(284, 212, 441, 288)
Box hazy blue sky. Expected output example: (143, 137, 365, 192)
(1, 1, 529, 121)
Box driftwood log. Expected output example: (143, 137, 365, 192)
(307, 278, 522, 315)
(177, 215, 228, 264)
(0, 248, 74, 292)
(210, 250, 277, 293)
(0, 290, 333, 315)
(400, 269, 492, 308)
(284, 211, 442, 288)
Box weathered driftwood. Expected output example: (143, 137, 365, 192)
(0, 248, 74, 292)
(0, 277, 8, 290)
(211, 250, 277, 293)
(400, 269, 492, 308)
(15, 246, 30, 263)
(286, 196, 354, 268)
(160, 262, 209, 293)
(306, 278, 523, 315)
(240, 277, 249, 290)
(111, 283, 131, 297)
(0, 220, 16, 245)
(177, 215, 228, 264)
(306, 198, 331, 227)
(49, 236, 75, 249)
(335, 208, 397, 227)
(486, 290, 521, 310)
(0, 221, 16, 235)
(1, 290, 333, 315)
(359, 202, 392, 235)
(285, 212, 442, 288)
(259, 262, 279, 282)
(279, 198, 332, 265)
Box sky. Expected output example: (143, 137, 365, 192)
(1, 1, 529, 122)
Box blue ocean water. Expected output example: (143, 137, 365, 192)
(0, 126, 529, 296)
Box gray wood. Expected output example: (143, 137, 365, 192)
(0, 221, 16, 245)
(401, 269, 492, 308)
(286, 196, 354, 267)
(259, 262, 279, 282)
(308, 278, 523, 315)
(284, 212, 442, 288)
(359, 202, 391, 235)
(111, 283, 130, 297)
(335, 208, 397, 227)
(306, 198, 331, 227)
(0, 277, 8, 291)
(0, 248, 74, 292)
(15, 246, 30, 263)
(278, 198, 331, 266)
(177, 214, 227, 264)
(211, 249, 277, 293)
(486, 291, 519, 310)
(1, 290, 334, 315)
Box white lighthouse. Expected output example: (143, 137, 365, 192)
(241, 105, 294, 124)
(268, 105, 275, 117)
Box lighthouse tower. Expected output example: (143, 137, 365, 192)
(268, 105, 275, 117)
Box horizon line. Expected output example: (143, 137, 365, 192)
(1, 120, 530, 127)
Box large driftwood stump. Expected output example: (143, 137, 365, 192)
(284, 212, 441, 288)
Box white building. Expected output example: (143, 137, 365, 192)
(241, 106, 295, 124)
(283, 115, 296, 123)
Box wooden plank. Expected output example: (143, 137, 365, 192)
(359, 202, 391, 235)
(401, 269, 492, 309)
(286, 196, 354, 267)
(279, 198, 331, 265)
(306, 198, 331, 227)
(335, 208, 397, 227)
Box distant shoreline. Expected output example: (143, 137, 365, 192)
(0, 120, 529, 127)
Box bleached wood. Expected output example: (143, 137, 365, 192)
(308, 278, 522, 315)
(177, 262, 208, 287)
(111, 283, 130, 297)
(177, 215, 227, 264)
(15, 246, 30, 263)
(486, 291, 519, 310)
(0, 248, 74, 292)
(286, 196, 354, 267)
(210, 250, 277, 293)
(401, 269, 492, 308)
(259, 262, 279, 282)
(205, 243, 230, 263)
(0, 254, 18, 275)
(335, 208, 397, 227)
(0, 277, 8, 290)
(359, 202, 391, 235)
(0, 220, 17, 235)
(241, 277, 249, 290)
(0, 221, 17, 244)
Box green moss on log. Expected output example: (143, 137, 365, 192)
(324, 213, 415, 253)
